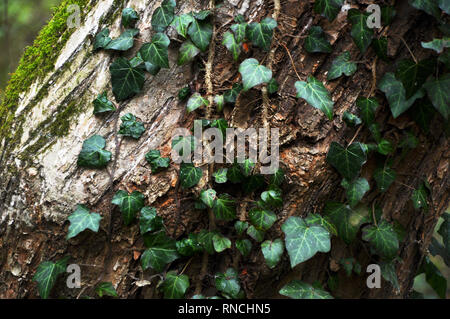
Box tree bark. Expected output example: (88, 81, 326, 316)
(0, 0, 448, 299)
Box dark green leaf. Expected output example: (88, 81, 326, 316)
(112, 190, 145, 225)
(324, 201, 365, 244)
(170, 13, 194, 38)
(180, 163, 203, 188)
(151, 0, 175, 32)
(198, 230, 217, 254)
(177, 40, 201, 65)
(110, 57, 145, 101)
(395, 58, 435, 99)
(178, 86, 191, 101)
(279, 280, 333, 299)
(305, 26, 332, 53)
(249, 208, 277, 231)
(243, 174, 265, 194)
(77, 135, 111, 169)
(215, 268, 241, 299)
(187, 93, 209, 112)
(94, 28, 111, 50)
(139, 33, 170, 69)
(118, 113, 145, 139)
(105, 29, 139, 51)
(373, 166, 396, 192)
(67, 204, 101, 239)
(380, 261, 400, 291)
(142, 231, 179, 272)
(305, 213, 337, 236)
(213, 194, 237, 221)
(420, 256, 447, 298)
(210, 118, 228, 139)
(93, 92, 115, 114)
(357, 97, 379, 125)
(227, 162, 245, 183)
(122, 8, 139, 28)
(438, 212, 450, 257)
(193, 10, 211, 20)
(139, 207, 163, 235)
(222, 31, 241, 61)
(343, 111, 362, 127)
(246, 17, 277, 51)
(200, 189, 216, 208)
(213, 168, 228, 183)
(362, 220, 399, 260)
(96, 282, 118, 297)
(261, 189, 283, 208)
(239, 58, 272, 91)
(145, 150, 170, 173)
(295, 75, 334, 120)
(372, 37, 389, 62)
(314, 0, 343, 21)
(327, 52, 357, 80)
(341, 178, 370, 208)
(188, 19, 213, 52)
(172, 135, 196, 157)
(267, 78, 279, 94)
(348, 9, 374, 53)
(247, 225, 265, 242)
(409, 0, 441, 20)
(411, 182, 429, 210)
(231, 22, 247, 43)
(212, 234, 232, 253)
(261, 239, 284, 269)
(33, 256, 70, 299)
(235, 221, 249, 236)
(423, 74, 450, 120)
(377, 139, 395, 155)
(326, 142, 367, 181)
(224, 83, 243, 104)
(381, 6, 396, 25)
(161, 271, 190, 299)
(176, 234, 203, 256)
(236, 239, 252, 256)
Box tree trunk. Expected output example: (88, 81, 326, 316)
(0, 0, 448, 299)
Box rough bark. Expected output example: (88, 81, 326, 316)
(0, 0, 448, 299)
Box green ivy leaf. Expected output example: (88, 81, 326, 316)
(267, 78, 279, 94)
(249, 208, 277, 231)
(177, 40, 201, 65)
(171, 13, 194, 38)
(210, 118, 228, 140)
(362, 220, 399, 260)
(105, 28, 139, 51)
(239, 58, 272, 91)
(238, 159, 254, 177)
(282, 217, 331, 267)
(151, 0, 176, 32)
(439, 0, 450, 14)
(139, 207, 163, 235)
(33, 256, 70, 299)
(94, 28, 111, 50)
(213, 194, 237, 221)
(222, 31, 241, 61)
(261, 239, 284, 269)
(261, 189, 283, 208)
(193, 10, 211, 20)
(341, 178, 370, 208)
(374, 166, 396, 192)
(214, 95, 225, 112)
(145, 150, 170, 173)
(161, 271, 190, 299)
(380, 261, 400, 291)
(139, 33, 170, 69)
(324, 201, 366, 244)
(187, 93, 209, 112)
(438, 212, 450, 256)
(180, 163, 203, 188)
(198, 230, 217, 254)
(235, 221, 249, 235)
(343, 111, 362, 127)
(227, 162, 245, 183)
(118, 113, 145, 139)
(224, 83, 243, 104)
(357, 97, 379, 125)
(236, 239, 252, 257)
(247, 225, 265, 242)
(215, 268, 241, 299)
(379, 72, 425, 118)
(305, 26, 332, 53)
(381, 6, 397, 25)
(411, 182, 430, 211)
(176, 234, 203, 256)
(243, 174, 265, 194)
(246, 17, 277, 51)
(270, 168, 284, 186)
(142, 231, 179, 272)
(377, 139, 395, 155)
(178, 86, 191, 101)
(122, 7, 139, 28)
(372, 37, 389, 62)
(112, 190, 145, 225)
(188, 19, 213, 52)
(438, 50, 450, 69)
(295, 75, 334, 120)
(110, 57, 145, 101)
(96, 282, 118, 298)
(348, 9, 373, 53)
(279, 280, 333, 299)
(93, 92, 115, 114)
(212, 234, 232, 253)
(395, 58, 435, 99)
(213, 168, 228, 184)
(172, 135, 196, 157)
(77, 135, 111, 169)
(327, 52, 357, 81)
(200, 189, 216, 208)
(67, 204, 101, 239)
(305, 213, 338, 236)
(420, 256, 447, 298)
(421, 38, 450, 53)
(326, 142, 367, 181)
(231, 22, 247, 43)
(409, 0, 441, 20)
(314, 0, 343, 21)
(423, 74, 450, 120)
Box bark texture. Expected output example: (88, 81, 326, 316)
(0, 0, 448, 299)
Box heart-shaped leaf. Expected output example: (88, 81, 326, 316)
(161, 271, 190, 299)
(362, 220, 399, 260)
(145, 150, 170, 173)
(341, 178, 370, 208)
(110, 57, 145, 101)
(348, 9, 373, 53)
(67, 204, 101, 239)
(213, 194, 237, 220)
(328, 52, 357, 80)
(246, 17, 277, 51)
(93, 92, 115, 114)
(200, 189, 216, 208)
(236, 239, 252, 257)
(224, 83, 243, 103)
(187, 92, 209, 112)
(222, 31, 241, 61)
(395, 58, 435, 99)
(326, 142, 367, 181)
(33, 256, 70, 299)
(118, 113, 145, 139)
(215, 268, 242, 298)
(249, 208, 277, 231)
(77, 135, 111, 169)
(122, 8, 139, 28)
(180, 163, 203, 188)
(261, 239, 284, 269)
(151, 0, 175, 32)
(212, 233, 231, 253)
(279, 280, 333, 299)
(357, 97, 379, 125)
(94, 28, 111, 50)
(177, 40, 201, 65)
(111, 190, 145, 225)
(423, 74, 450, 120)
(139, 33, 170, 69)
(261, 188, 283, 208)
(188, 19, 213, 52)
(105, 28, 139, 51)
(239, 58, 272, 91)
(139, 207, 163, 235)
(170, 13, 194, 38)
(305, 26, 332, 53)
(373, 166, 396, 192)
(314, 0, 344, 21)
(324, 201, 367, 244)
(295, 75, 334, 120)
(247, 225, 265, 242)
(142, 230, 179, 272)
(213, 168, 228, 184)
(95, 282, 118, 298)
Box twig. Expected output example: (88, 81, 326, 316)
(348, 125, 363, 146)
(180, 257, 193, 275)
(368, 56, 378, 97)
(280, 42, 301, 81)
(395, 35, 418, 64)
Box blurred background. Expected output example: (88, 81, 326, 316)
(0, 0, 61, 92)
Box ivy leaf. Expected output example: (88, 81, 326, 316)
(213, 194, 237, 221)
(214, 95, 225, 112)
(188, 19, 213, 52)
(215, 268, 241, 299)
(139, 33, 170, 69)
(151, 0, 175, 32)
(170, 13, 194, 38)
(282, 217, 331, 267)
(110, 57, 145, 101)
(439, 0, 450, 14)
(348, 9, 374, 53)
(326, 142, 367, 181)
(178, 86, 191, 101)
(213, 168, 228, 184)
(249, 208, 277, 231)
(357, 97, 379, 125)
(243, 174, 265, 194)
(305, 213, 338, 236)
(142, 231, 179, 272)
(200, 189, 216, 208)
(33, 256, 70, 299)
(314, 0, 343, 21)
(238, 159, 254, 177)
(161, 271, 190, 299)
(212, 234, 232, 253)
(362, 220, 399, 260)
(77, 135, 111, 169)
(94, 28, 111, 50)
(421, 38, 450, 53)
(112, 190, 145, 225)
(172, 135, 196, 157)
(378, 72, 425, 118)
(341, 178, 370, 208)
(420, 256, 447, 298)
(324, 201, 365, 244)
(423, 74, 450, 120)
(236, 239, 252, 257)
(343, 111, 362, 127)
(180, 163, 203, 188)
(267, 78, 279, 94)
(177, 40, 201, 65)
(377, 139, 395, 155)
(176, 234, 203, 256)
(374, 166, 396, 192)
(380, 261, 400, 291)
(372, 37, 389, 62)
(139, 207, 163, 235)
(193, 10, 211, 20)
(395, 58, 435, 99)
(224, 83, 243, 104)
(235, 221, 249, 235)
(270, 168, 284, 186)
(122, 7, 139, 28)
(409, 0, 441, 20)
(438, 50, 450, 69)
(222, 31, 241, 61)
(411, 182, 430, 211)
(187, 93, 209, 112)
(295, 75, 334, 120)
(239, 58, 272, 91)
(247, 225, 265, 242)
(93, 92, 115, 114)
(261, 189, 283, 208)
(67, 204, 101, 239)
(438, 212, 450, 256)
(327, 52, 357, 80)
(231, 22, 247, 43)
(381, 6, 397, 25)
(145, 150, 170, 173)
(210, 118, 228, 140)
(105, 29, 139, 51)
(279, 280, 333, 299)
(227, 162, 244, 184)
(305, 26, 332, 53)
(118, 113, 145, 139)
(96, 282, 118, 298)
(246, 17, 277, 51)
(261, 239, 284, 269)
